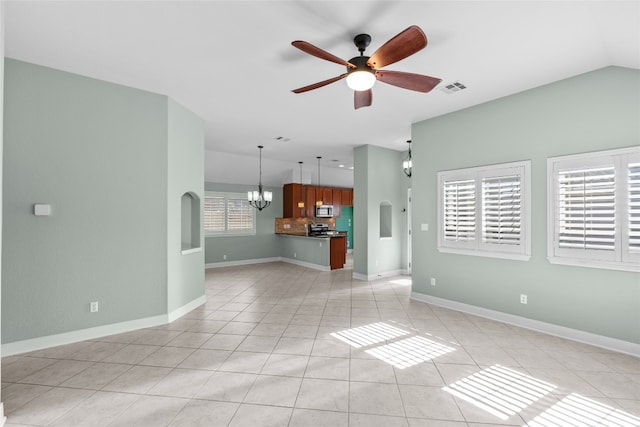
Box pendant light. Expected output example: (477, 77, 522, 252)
(247, 145, 272, 211)
(297, 161, 305, 208)
(316, 156, 323, 206)
(403, 140, 412, 177)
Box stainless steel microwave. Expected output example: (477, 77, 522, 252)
(315, 205, 334, 218)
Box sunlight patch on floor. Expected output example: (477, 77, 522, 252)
(365, 335, 455, 369)
(331, 321, 456, 368)
(330, 322, 410, 348)
(389, 278, 412, 286)
(528, 393, 640, 426)
(443, 364, 556, 420)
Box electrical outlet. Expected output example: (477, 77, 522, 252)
(430, 277, 436, 286)
(520, 294, 528, 304)
(90, 301, 99, 313)
(293, 252, 297, 258)
(223, 254, 227, 260)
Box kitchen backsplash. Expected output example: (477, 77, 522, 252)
(275, 217, 336, 235)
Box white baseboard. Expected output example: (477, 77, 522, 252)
(352, 272, 368, 281)
(2, 315, 167, 357)
(206, 257, 332, 272)
(2, 296, 206, 357)
(168, 295, 206, 323)
(280, 257, 330, 272)
(205, 257, 281, 269)
(353, 269, 404, 282)
(411, 292, 640, 358)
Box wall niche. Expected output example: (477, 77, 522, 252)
(380, 201, 392, 239)
(181, 191, 201, 253)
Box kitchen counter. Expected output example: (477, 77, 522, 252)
(275, 232, 347, 238)
(277, 232, 347, 270)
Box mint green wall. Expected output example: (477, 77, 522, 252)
(167, 99, 204, 313)
(411, 66, 640, 344)
(1, 2, 5, 410)
(353, 145, 409, 277)
(2, 59, 205, 344)
(353, 146, 369, 275)
(204, 182, 282, 264)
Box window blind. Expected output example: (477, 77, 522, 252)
(443, 179, 476, 242)
(482, 175, 521, 245)
(204, 196, 225, 232)
(227, 198, 254, 231)
(629, 162, 640, 253)
(557, 166, 615, 251)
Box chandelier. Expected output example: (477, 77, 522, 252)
(403, 140, 412, 177)
(247, 145, 272, 211)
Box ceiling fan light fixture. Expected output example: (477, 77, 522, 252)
(346, 70, 376, 91)
(291, 26, 439, 108)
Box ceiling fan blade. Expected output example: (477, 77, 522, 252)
(367, 25, 427, 69)
(354, 89, 372, 109)
(292, 41, 356, 68)
(376, 70, 441, 93)
(292, 73, 348, 94)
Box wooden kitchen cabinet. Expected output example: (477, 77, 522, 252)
(332, 188, 342, 217)
(330, 236, 347, 270)
(283, 183, 304, 218)
(305, 185, 316, 218)
(283, 184, 353, 218)
(341, 189, 353, 206)
(324, 187, 333, 205)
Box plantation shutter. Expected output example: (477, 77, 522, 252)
(227, 197, 254, 231)
(482, 175, 521, 245)
(204, 196, 225, 232)
(629, 162, 640, 253)
(443, 179, 476, 242)
(557, 166, 616, 251)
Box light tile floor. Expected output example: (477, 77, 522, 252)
(2, 261, 639, 426)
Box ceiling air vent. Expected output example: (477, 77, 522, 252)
(441, 81, 467, 94)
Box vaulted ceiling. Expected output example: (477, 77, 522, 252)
(5, 1, 639, 186)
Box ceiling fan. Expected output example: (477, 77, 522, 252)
(291, 25, 442, 109)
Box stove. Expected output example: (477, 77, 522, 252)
(309, 223, 329, 236)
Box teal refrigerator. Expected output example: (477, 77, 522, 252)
(336, 206, 353, 250)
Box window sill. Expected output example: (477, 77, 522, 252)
(438, 246, 530, 262)
(547, 256, 639, 273)
(181, 247, 202, 255)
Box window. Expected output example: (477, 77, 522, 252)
(438, 160, 531, 260)
(547, 147, 639, 272)
(204, 191, 256, 236)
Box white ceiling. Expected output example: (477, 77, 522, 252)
(4, 1, 640, 186)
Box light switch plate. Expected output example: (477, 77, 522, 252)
(421, 223, 429, 231)
(34, 204, 51, 216)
